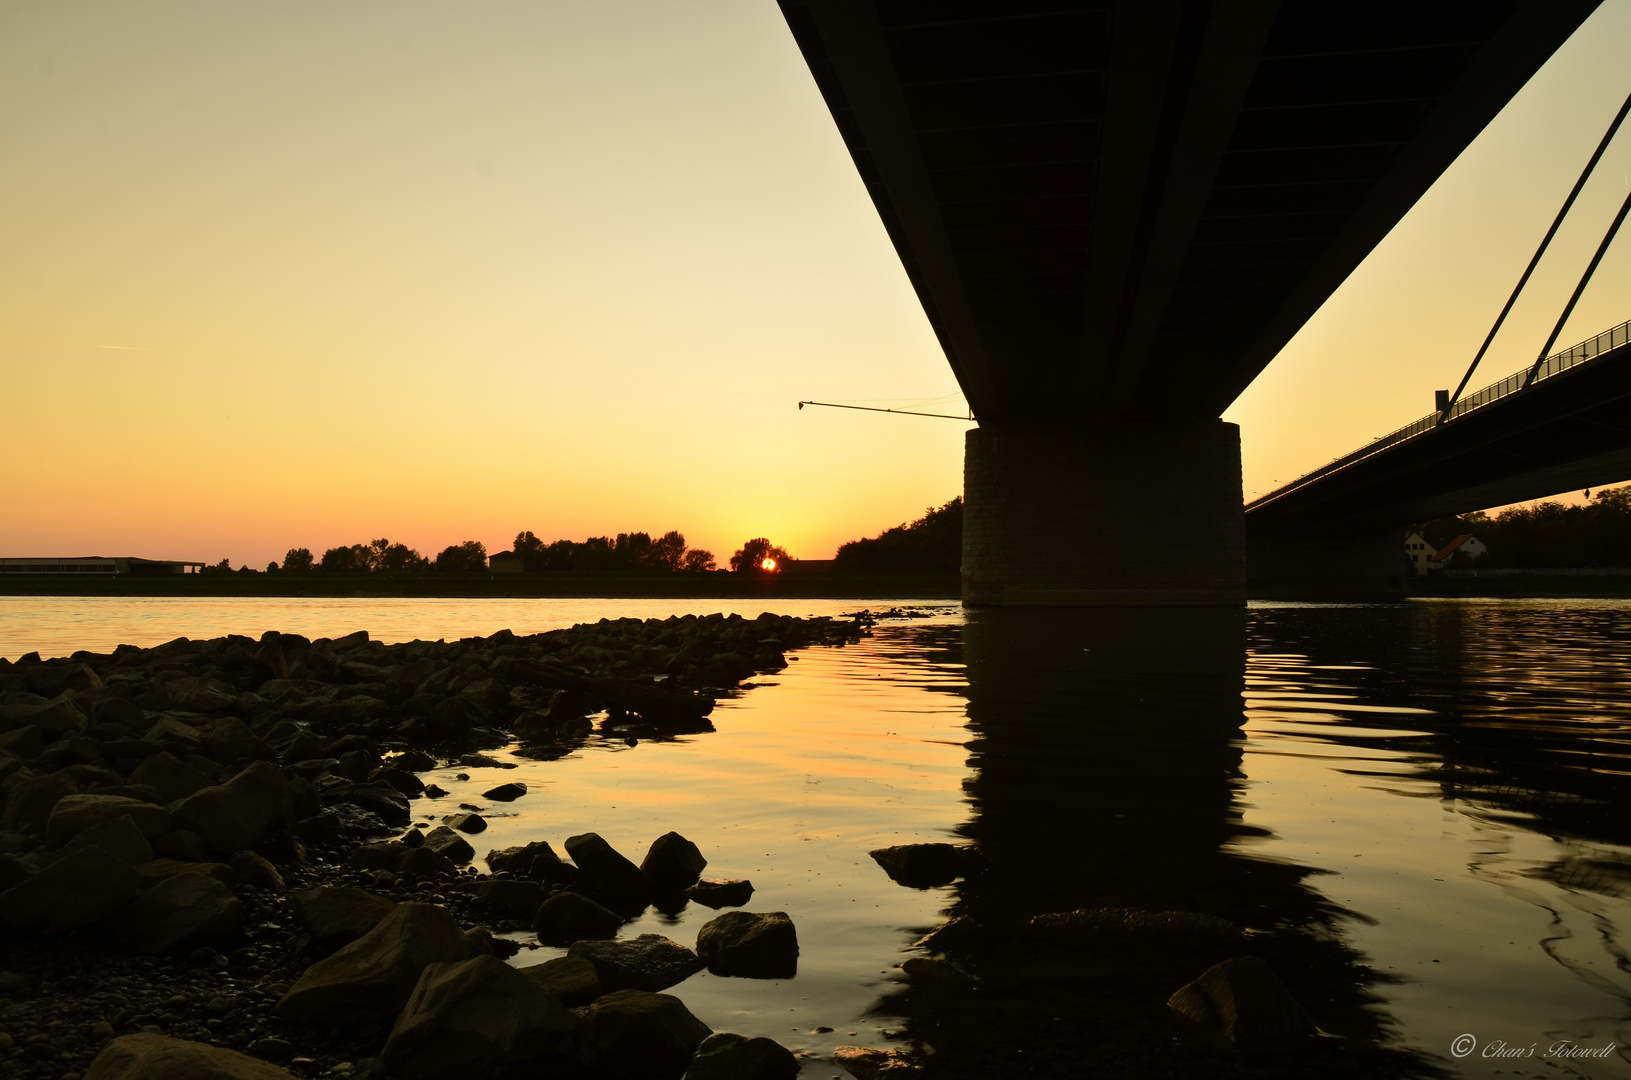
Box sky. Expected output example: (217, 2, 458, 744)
(3, 2, 1630, 567)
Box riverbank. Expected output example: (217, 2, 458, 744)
(0, 571, 961, 601)
(1407, 572, 1631, 598)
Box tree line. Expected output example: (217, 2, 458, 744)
(833, 497, 961, 572)
(1416, 484, 1631, 568)
(248, 530, 723, 574)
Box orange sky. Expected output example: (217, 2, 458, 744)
(3, 2, 1630, 567)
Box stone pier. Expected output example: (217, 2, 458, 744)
(961, 422, 1247, 607)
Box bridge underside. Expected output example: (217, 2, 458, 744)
(781, 0, 1600, 604)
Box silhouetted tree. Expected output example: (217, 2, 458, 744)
(282, 547, 315, 572)
(435, 540, 488, 572)
(730, 538, 790, 572)
(1417, 484, 1631, 568)
(834, 497, 962, 572)
(321, 544, 370, 573)
(682, 548, 716, 572)
(265, 561, 280, 573)
(372, 538, 430, 572)
(203, 558, 232, 574)
(643, 530, 687, 571)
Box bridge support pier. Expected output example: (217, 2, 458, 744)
(962, 421, 1246, 606)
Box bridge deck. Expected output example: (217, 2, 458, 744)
(1245, 319, 1631, 532)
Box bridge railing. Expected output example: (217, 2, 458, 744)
(1246, 317, 1631, 511)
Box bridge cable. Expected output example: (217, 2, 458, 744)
(1439, 87, 1631, 422)
(797, 400, 974, 421)
(1522, 184, 1631, 389)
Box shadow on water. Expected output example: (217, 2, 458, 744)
(874, 608, 1443, 1079)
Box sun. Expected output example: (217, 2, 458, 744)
(760, 557, 778, 572)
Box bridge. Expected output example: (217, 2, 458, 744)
(1246, 319, 1631, 593)
(779, 0, 1604, 604)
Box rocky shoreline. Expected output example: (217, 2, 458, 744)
(0, 612, 926, 1079)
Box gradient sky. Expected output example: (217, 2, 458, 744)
(4, 2, 1631, 567)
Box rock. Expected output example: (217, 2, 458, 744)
(290, 887, 396, 946)
(444, 812, 485, 834)
(695, 911, 798, 979)
(534, 891, 623, 945)
(152, 830, 212, 862)
(65, 815, 156, 864)
(248, 1036, 294, 1062)
(115, 872, 244, 954)
(1, 771, 77, 831)
(129, 752, 213, 802)
(1167, 955, 1316, 1050)
(686, 879, 753, 909)
(347, 785, 411, 827)
(564, 832, 654, 910)
(400, 845, 456, 878)
(832, 1046, 921, 1079)
(571, 989, 711, 1080)
(0, 845, 143, 930)
(567, 934, 705, 992)
(482, 781, 527, 801)
(381, 955, 576, 1080)
(518, 955, 602, 1007)
(204, 717, 274, 764)
(0, 725, 44, 760)
(85, 1032, 297, 1079)
(144, 715, 205, 750)
(912, 915, 980, 954)
(369, 767, 425, 797)
(1, 696, 87, 737)
(486, 841, 575, 885)
(641, 832, 707, 890)
(683, 1032, 800, 1080)
(867, 843, 979, 889)
(392, 750, 437, 772)
(422, 825, 474, 864)
(229, 850, 285, 889)
(471, 878, 544, 919)
(277, 902, 479, 1024)
(46, 794, 172, 847)
(348, 841, 408, 872)
(132, 858, 235, 889)
(169, 761, 291, 854)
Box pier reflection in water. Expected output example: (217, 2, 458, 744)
(882, 608, 1432, 1079)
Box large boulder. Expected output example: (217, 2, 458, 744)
(1, 771, 77, 831)
(381, 955, 576, 1080)
(683, 1032, 800, 1080)
(640, 832, 707, 891)
(571, 990, 711, 1080)
(486, 841, 576, 885)
(567, 934, 704, 993)
(45, 794, 171, 848)
(867, 844, 979, 889)
(0, 696, 88, 738)
(534, 891, 622, 946)
(519, 955, 602, 1008)
(422, 826, 474, 865)
(65, 815, 156, 864)
(277, 902, 479, 1024)
(85, 1032, 296, 1079)
(130, 752, 214, 802)
(695, 912, 798, 979)
(564, 832, 653, 911)
(169, 761, 291, 854)
(0, 845, 143, 930)
(115, 872, 244, 954)
(1167, 956, 1316, 1050)
(832, 1047, 921, 1079)
(291, 887, 396, 946)
(471, 878, 544, 919)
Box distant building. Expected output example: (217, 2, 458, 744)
(1432, 534, 1488, 569)
(1404, 533, 1437, 577)
(0, 557, 204, 575)
(488, 551, 524, 574)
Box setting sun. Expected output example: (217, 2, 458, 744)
(761, 557, 778, 572)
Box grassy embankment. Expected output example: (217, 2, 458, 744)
(0, 570, 961, 600)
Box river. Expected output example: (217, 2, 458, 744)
(2, 596, 1628, 1077)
